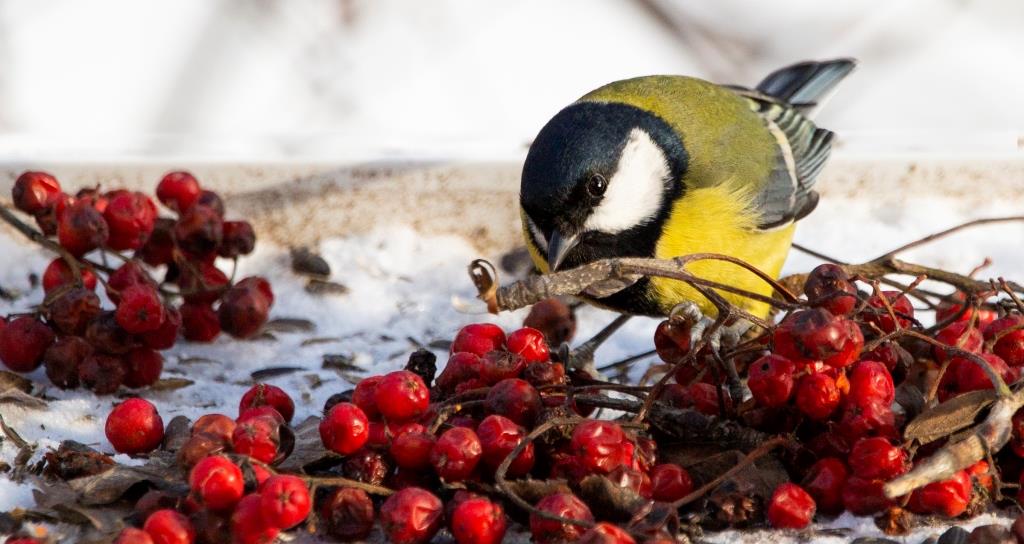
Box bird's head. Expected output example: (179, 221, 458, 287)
(520, 101, 687, 272)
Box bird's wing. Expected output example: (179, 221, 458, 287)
(730, 88, 832, 230)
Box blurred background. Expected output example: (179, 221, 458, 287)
(0, 0, 1021, 162)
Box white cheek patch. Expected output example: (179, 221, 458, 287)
(523, 212, 547, 251)
(583, 128, 670, 234)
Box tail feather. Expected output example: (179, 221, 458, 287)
(756, 58, 856, 113)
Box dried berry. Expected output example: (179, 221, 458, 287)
(431, 427, 483, 482)
(530, 492, 594, 544)
(380, 487, 444, 544)
(320, 487, 374, 541)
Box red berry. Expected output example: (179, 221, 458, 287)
(48, 286, 101, 335)
(0, 316, 54, 372)
(42, 258, 97, 293)
(801, 457, 848, 515)
(649, 463, 693, 502)
(232, 414, 285, 464)
(862, 291, 914, 332)
(230, 494, 280, 544)
(507, 327, 549, 363)
(480, 350, 527, 384)
(451, 497, 507, 544)
(804, 263, 858, 316)
(57, 199, 109, 256)
(141, 306, 181, 350)
(933, 321, 983, 362)
(218, 281, 271, 339)
(12, 171, 62, 214)
(571, 420, 625, 475)
(79, 353, 127, 394)
(766, 483, 816, 529)
(390, 430, 436, 470)
(849, 437, 908, 480)
(380, 487, 444, 544)
(107, 261, 153, 304)
(795, 372, 840, 421)
(374, 370, 430, 422)
(173, 205, 223, 256)
(189, 455, 243, 511)
(157, 171, 201, 213)
(986, 316, 1024, 367)
(259, 474, 311, 529)
(842, 476, 895, 515)
(178, 262, 229, 305)
(320, 487, 375, 541)
(436, 352, 483, 394)
(104, 191, 157, 251)
(431, 427, 483, 482)
(236, 276, 274, 306)
(477, 414, 535, 477)
(351, 375, 383, 418)
(196, 190, 225, 217)
(179, 303, 220, 342)
(846, 360, 895, 409)
(774, 308, 863, 368)
(43, 335, 93, 389)
(955, 352, 1014, 393)
(451, 323, 506, 356)
(909, 470, 970, 517)
(116, 285, 165, 334)
(523, 298, 577, 346)
(113, 527, 155, 544)
(219, 220, 256, 258)
(319, 402, 369, 455)
(192, 414, 236, 443)
(654, 318, 692, 364)
(579, 522, 636, 544)
(123, 348, 164, 388)
(485, 378, 541, 426)
(138, 218, 176, 266)
(106, 398, 164, 454)
(687, 382, 729, 416)
(837, 399, 898, 442)
(240, 383, 295, 423)
(530, 492, 594, 544)
(747, 354, 795, 408)
(143, 509, 195, 544)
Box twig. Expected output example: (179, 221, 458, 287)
(0, 204, 83, 283)
(672, 436, 789, 507)
(875, 216, 1024, 261)
(250, 459, 394, 496)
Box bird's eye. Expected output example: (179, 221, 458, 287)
(586, 174, 607, 197)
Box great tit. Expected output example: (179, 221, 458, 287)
(520, 59, 855, 319)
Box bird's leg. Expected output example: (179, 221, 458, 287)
(562, 314, 632, 375)
(670, 301, 750, 405)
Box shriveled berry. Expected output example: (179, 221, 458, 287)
(480, 350, 527, 384)
(436, 352, 483, 394)
(320, 487, 374, 541)
(113, 527, 154, 544)
(654, 318, 691, 364)
(259, 474, 311, 529)
(48, 286, 101, 335)
(523, 361, 567, 388)
(766, 483, 816, 529)
(196, 190, 225, 217)
(230, 494, 279, 544)
(530, 492, 594, 544)
(179, 303, 220, 342)
(804, 263, 858, 316)
(141, 306, 181, 350)
(451, 497, 507, 544)
(649, 463, 693, 502)
(485, 378, 541, 426)
(523, 298, 576, 346)
(12, 171, 62, 214)
(507, 326, 549, 363)
(431, 427, 482, 482)
(104, 191, 157, 251)
(240, 383, 295, 423)
(319, 402, 369, 455)
(218, 282, 271, 339)
(842, 476, 895, 515)
(747, 354, 795, 408)
(374, 370, 430, 422)
(173, 205, 223, 256)
(143, 509, 195, 544)
(219, 220, 256, 258)
(176, 433, 228, 468)
(343, 448, 391, 485)
(232, 414, 285, 464)
(192, 414, 236, 443)
(178, 262, 229, 305)
(85, 311, 136, 354)
(123, 348, 164, 388)
(79, 353, 127, 394)
(837, 399, 897, 442)
(58, 199, 109, 256)
(157, 171, 201, 213)
(801, 457, 848, 515)
(138, 218, 176, 266)
(862, 291, 914, 332)
(106, 398, 164, 454)
(107, 261, 154, 304)
(116, 285, 165, 334)
(571, 420, 625, 475)
(849, 437, 908, 480)
(451, 323, 506, 356)
(189, 455, 243, 511)
(477, 414, 535, 477)
(578, 522, 635, 544)
(0, 316, 55, 372)
(774, 308, 863, 368)
(796, 372, 840, 421)
(380, 487, 444, 544)
(43, 335, 93, 389)
(42, 258, 97, 293)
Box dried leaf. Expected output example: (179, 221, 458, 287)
(290, 247, 331, 277)
(301, 336, 342, 347)
(0, 370, 32, 393)
(0, 413, 30, 450)
(67, 463, 180, 506)
(503, 479, 571, 505)
(177, 356, 220, 365)
(0, 371, 45, 409)
(904, 389, 997, 445)
(43, 441, 114, 480)
(322, 354, 360, 373)
(162, 416, 192, 453)
(251, 367, 304, 380)
(264, 317, 316, 333)
(149, 378, 194, 392)
(578, 474, 651, 522)
(305, 279, 349, 296)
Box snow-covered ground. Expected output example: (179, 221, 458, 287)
(1, 191, 1023, 541)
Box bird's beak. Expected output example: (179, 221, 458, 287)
(546, 230, 579, 272)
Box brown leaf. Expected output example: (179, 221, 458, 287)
(503, 479, 572, 505)
(162, 416, 192, 453)
(250, 367, 303, 380)
(305, 278, 349, 296)
(290, 247, 331, 277)
(300, 336, 342, 347)
(43, 441, 114, 480)
(322, 354, 360, 373)
(903, 389, 997, 445)
(149, 378, 194, 391)
(264, 317, 316, 333)
(578, 474, 651, 522)
(0, 371, 45, 409)
(0, 370, 32, 393)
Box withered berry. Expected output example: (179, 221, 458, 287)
(431, 427, 483, 482)
(530, 492, 594, 544)
(380, 487, 444, 544)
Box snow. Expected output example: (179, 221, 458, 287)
(1, 191, 1023, 540)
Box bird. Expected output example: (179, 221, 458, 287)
(519, 59, 856, 325)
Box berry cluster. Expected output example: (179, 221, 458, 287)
(0, 171, 273, 394)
